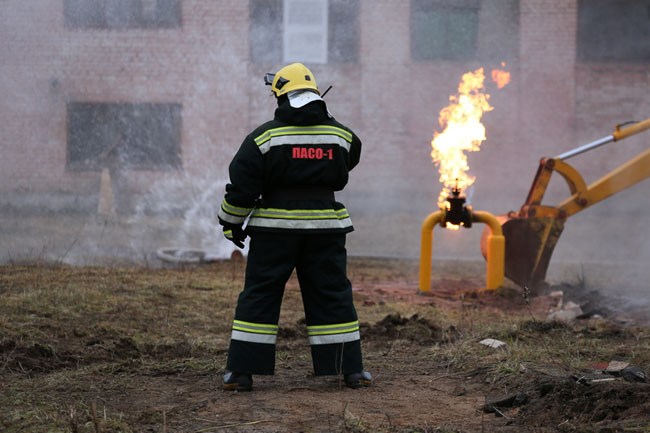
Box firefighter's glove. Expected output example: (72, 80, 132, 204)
(223, 224, 247, 249)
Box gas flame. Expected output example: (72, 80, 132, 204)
(430, 68, 491, 208)
(491, 61, 511, 89)
(430, 65, 510, 229)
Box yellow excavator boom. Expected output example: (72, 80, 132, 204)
(482, 118, 650, 292)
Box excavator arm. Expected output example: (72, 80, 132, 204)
(558, 146, 650, 217)
(482, 118, 650, 292)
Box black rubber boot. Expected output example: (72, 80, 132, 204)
(223, 372, 253, 392)
(344, 371, 372, 389)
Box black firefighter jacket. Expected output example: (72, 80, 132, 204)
(217, 98, 362, 234)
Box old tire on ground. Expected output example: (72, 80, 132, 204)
(156, 247, 206, 264)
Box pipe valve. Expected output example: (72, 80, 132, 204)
(444, 187, 473, 228)
(419, 189, 505, 292)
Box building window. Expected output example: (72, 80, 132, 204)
(411, 0, 519, 62)
(64, 0, 182, 29)
(250, 0, 359, 64)
(284, 0, 329, 64)
(67, 103, 182, 171)
(578, 0, 650, 62)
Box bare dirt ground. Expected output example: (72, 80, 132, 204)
(1, 257, 650, 433)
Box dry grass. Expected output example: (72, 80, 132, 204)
(1, 259, 650, 432)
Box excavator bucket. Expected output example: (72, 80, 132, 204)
(482, 214, 564, 293)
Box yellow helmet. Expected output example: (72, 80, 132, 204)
(268, 63, 319, 97)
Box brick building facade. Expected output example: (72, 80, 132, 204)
(1, 0, 648, 261)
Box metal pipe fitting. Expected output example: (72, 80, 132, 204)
(419, 208, 505, 293)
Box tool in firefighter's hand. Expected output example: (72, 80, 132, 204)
(481, 118, 650, 293)
(223, 224, 247, 249)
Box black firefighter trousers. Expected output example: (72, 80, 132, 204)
(226, 231, 364, 376)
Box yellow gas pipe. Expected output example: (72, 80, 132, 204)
(419, 209, 505, 292)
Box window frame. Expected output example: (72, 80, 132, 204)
(411, 0, 480, 62)
(577, 0, 650, 63)
(63, 0, 182, 30)
(66, 102, 183, 172)
(283, 0, 329, 64)
(410, 0, 520, 63)
(249, 0, 359, 65)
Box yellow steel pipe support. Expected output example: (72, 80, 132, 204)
(419, 209, 505, 293)
(418, 210, 446, 293)
(472, 211, 505, 291)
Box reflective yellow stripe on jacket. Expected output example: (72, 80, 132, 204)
(247, 207, 352, 230)
(218, 198, 253, 225)
(254, 125, 352, 155)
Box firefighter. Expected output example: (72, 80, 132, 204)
(217, 63, 371, 391)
